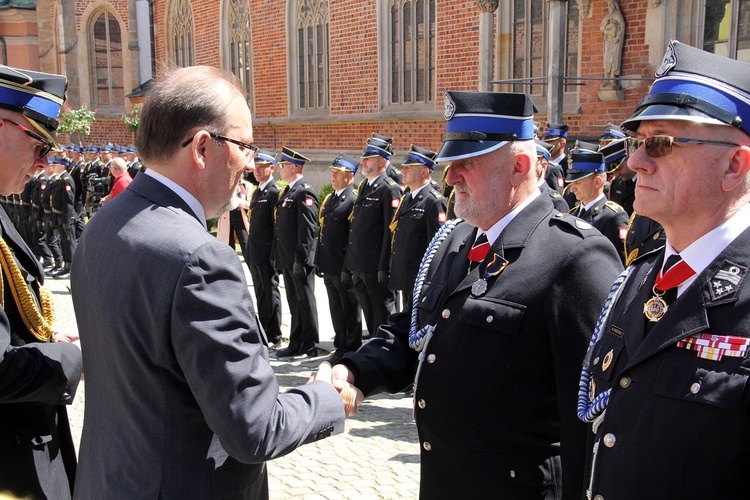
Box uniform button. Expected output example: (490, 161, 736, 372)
(593, 356, 600, 366)
(619, 376, 631, 388)
(690, 382, 701, 394)
(441, 309, 450, 319)
(33, 437, 43, 445)
(423, 441, 432, 451)
(486, 315, 493, 323)
(509, 470, 516, 478)
(427, 354, 436, 363)
(594, 495, 605, 500)
(603, 433, 616, 448)
(417, 399, 426, 409)
(60, 391, 72, 402)
(421, 297, 427, 303)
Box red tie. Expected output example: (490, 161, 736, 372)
(654, 254, 695, 291)
(468, 233, 490, 269)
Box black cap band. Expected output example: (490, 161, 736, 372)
(636, 92, 744, 129)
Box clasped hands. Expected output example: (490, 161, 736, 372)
(309, 362, 363, 417)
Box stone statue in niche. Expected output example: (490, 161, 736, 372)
(600, 0, 625, 90)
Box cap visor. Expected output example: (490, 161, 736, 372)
(621, 104, 726, 132)
(436, 140, 507, 162)
(23, 116, 59, 150)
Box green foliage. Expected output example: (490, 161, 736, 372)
(122, 104, 142, 132)
(57, 104, 96, 137)
(318, 183, 334, 201)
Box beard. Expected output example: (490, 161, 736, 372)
(214, 190, 242, 217)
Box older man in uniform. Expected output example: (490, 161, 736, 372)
(273, 147, 320, 359)
(344, 135, 403, 337)
(567, 150, 629, 263)
(0, 64, 82, 500)
(324, 91, 622, 498)
(315, 154, 362, 363)
(388, 144, 446, 307)
(579, 41, 750, 498)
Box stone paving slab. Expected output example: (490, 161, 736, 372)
(45, 254, 420, 499)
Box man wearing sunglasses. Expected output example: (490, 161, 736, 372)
(71, 66, 345, 499)
(0, 65, 82, 499)
(580, 41, 750, 498)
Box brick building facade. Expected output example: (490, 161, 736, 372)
(1, 0, 747, 188)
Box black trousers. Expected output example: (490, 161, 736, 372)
(352, 271, 396, 337)
(281, 267, 319, 349)
(323, 272, 362, 351)
(43, 214, 62, 261)
(59, 221, 77, 263)
(248, 261, 282, 343)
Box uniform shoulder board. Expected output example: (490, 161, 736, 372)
(385, 177, 398, 186)
(604, 200, 625, 213)
(551, 191, 563, 199)
(429, 187, 442, 198)
(550, 212, 595, 237)
(301, 182, 312, 189)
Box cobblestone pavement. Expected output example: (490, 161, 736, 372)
(46, 255, 420, 499)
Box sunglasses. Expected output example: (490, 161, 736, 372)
(4, 119, 54, 159)
(182, 131, 259, 159)
(625, 135, 741, 158)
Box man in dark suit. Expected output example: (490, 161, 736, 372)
(71, 66, 345, 499)
(344, 134, 403, 337)
(388, 144, 447, 306)
(567, 150, 630, 263)
(580, 41, 750, 498)
(315, 154, 362, 363)
(322, 91, 622, 498)
(273, 147, 320, 359)
(246, 151, 282, 346)
(0, 65, 82, 500)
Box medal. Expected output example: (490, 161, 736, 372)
(643, 286, 668, 322)
(471, 279, 488, 296)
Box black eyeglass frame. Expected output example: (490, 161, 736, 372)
(624, 135, 741, 159)
(181, 131, 259, 158)
(3, 118, 54, 159)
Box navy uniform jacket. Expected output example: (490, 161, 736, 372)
(584, 226, 750, 499)
(51, 172, 76, 225)
(545, 162, 565, 194)
(30, 172, 47, 225)
(389, 185, 447, 291)
(340, 195, 622, 498)
(246, 181, 279, 265)
(0, 206, 82, 498)
(608, 176, 635, 216)
(315, 185, 356, 274)
(273, 178, 318, 269)
(345, 173, 403, 273)
(571, 197, 629, 264)
(69, 161, 85, 212)
(624, 212, 665, 267)
(540, 182, 569, 213)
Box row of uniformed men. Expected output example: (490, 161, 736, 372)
(243, 135, 448, 362)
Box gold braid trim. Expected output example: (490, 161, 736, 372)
(0, 237, 55, 341)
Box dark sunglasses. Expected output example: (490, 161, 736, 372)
(4, 119, 54, 159)
(625, 135, 741, 159)
(181, 131, 259, 158)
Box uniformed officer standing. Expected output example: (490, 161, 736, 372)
(82, 145, 104, 217)
(535, 139, 569, 212)
(315, 154, 362, 363)
(245, 150, 283, 346)
(273, 147, 320, 359)
(66, 144, 86, 237)
(579, 41, 750, 499)
(369, 134, 403, 185)
(49, 157, 76, 278)
(344, 134, 403, 337)
(125, 144, 143, 178)
(567, 150, 629, 263)
(541, 122, 569, 193)
(602, 137, 636, 216)
(388, 145, 446, 306)
(322, 90, 622, 498)
(0, 63, 82, 500)
(30, 169, 53, 268)
(41, 160, 63, 275)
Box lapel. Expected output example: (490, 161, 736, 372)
(0, 205, 43, 280)
(128, 173, 203, 227)
(619, 256, 660, 355)
(587, 197, 607, 223)
(625, 227, 750, 368)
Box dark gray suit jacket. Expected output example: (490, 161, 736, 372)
(71, 173, 345, 499)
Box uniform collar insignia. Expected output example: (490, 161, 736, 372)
(709, 260, 747, 301)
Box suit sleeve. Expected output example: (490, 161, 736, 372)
(0, 311, 82, 405)
(546, 232, 623, 499)
(171, 241, 344, 462)
(295, 188, 318, 266)
(379, 183, 403, 272)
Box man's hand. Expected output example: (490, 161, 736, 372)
(293, 261, 306, 277)
(331, 364, 364, 416)
(56, 331, 79, 343)
(340, 271, 352, 286)
(377, 270, 389, 287)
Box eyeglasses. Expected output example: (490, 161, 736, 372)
(3, 119, 54, 159)
(181, 131, 259, 159)
(625, 135, 741, 159)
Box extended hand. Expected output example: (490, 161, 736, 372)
(331, 364, 364, 416)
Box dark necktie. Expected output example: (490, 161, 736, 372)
(468, 233, 490, 271)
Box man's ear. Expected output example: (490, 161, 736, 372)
(510, 152, 532, 187)
(722, 145, 750, 192)
(188, 131, 211, 171)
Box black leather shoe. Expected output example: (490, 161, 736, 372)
(274, 346, 298, 358)
(291, 344, 318, 360)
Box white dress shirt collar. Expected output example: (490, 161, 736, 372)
(144, 169, 207, 229)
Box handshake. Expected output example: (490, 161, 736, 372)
(310, 362, 364, 417)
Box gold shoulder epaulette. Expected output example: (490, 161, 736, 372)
(604, 200, 624, 213)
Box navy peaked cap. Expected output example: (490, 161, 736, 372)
(280, 146, 310, 166)
(622, 40, 750, 135)
(331, 153, 358, 173)
(541, 122, 569, 141)
(361, 133, 394, 159)
(402, 144, 438, 169)
(565, 151, 606, 182)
